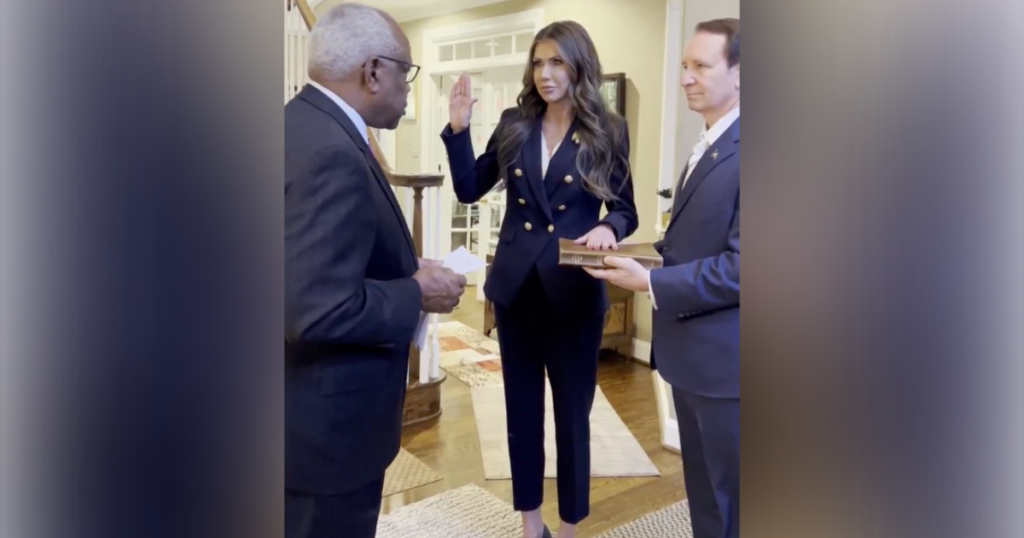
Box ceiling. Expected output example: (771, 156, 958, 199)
(313, 0, 513, 23)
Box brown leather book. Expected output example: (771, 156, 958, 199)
(558, 238, 664, 269)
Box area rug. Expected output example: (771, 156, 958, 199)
(382, 448, 444, 497)
(472, 382, 661, 479)
(432, 321, 505, 387)
(376, 484, 521, 538)
(375, 482, 693, 538)
(594, 499, 694, 538)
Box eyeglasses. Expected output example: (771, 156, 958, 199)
(373, 55, 421, 84)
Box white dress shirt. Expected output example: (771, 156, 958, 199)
(650, 106, 740, 310)
(541, 130, 562, 177)
(308, 80, 370, 147)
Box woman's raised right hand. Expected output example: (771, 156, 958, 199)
(449, 72, 477, 134)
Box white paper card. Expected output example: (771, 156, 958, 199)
(442, 246, 486, 275)
(413, 248, 487, 349)
(413, 311, 430, 350)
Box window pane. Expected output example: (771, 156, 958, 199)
(452, 231, 468, 250)
(494, 36, 513, 56)
(472, 39, 493, 58)
(455, 42, 472, 60)
(515, 32, 534, 54)
(491, 207, 502, 229)
(439, 44, 453, 62)
(451, 202, 467, 228)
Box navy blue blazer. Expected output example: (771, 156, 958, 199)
(651, 118, 740, 398)
(285, 85, 421, 494)
(441, 107, 638, 315)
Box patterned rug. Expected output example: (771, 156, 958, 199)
(376, 484, 521, 538)
(382, 448, 444, 497)
(593, 498, 694, 538)
(433, 321, 504, 387)
(376, 483, 693, 538)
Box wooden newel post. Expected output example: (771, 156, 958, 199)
(389, 173, 446, 427)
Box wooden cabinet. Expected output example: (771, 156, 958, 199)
(483, 254, 635, 356)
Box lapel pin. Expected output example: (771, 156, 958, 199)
(572, 131, 580, 144)
(711, 149, 719, 160)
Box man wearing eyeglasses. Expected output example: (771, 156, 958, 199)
(285, 4, 464, 538)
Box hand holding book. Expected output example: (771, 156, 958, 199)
(573, 224, 618, 250)
(558, 238, 663, 269)
(582, 255, 654, 293)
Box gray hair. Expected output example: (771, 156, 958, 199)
(308, 3, 403, 81)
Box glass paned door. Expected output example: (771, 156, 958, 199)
(436, 66, 523, 296)
(439, 73, 484, 285)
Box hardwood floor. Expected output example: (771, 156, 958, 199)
(382, 287, 685, 536)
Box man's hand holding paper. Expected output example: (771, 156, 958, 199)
(412, 247, 486, 349)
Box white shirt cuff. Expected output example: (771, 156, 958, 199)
(648, 269, 658, 310)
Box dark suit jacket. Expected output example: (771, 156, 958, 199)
(651, 118, 740, 398)
(285, 85, 422, 494)
(440, 107, 638, 315)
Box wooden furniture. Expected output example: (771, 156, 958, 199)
(389, 174, 447, 426)
(483, 254, 636, 357)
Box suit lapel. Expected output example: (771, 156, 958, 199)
(298, 85, 417, 264)
(668, 118, 740, 228)
(365, 153, 418, 262)
(522, 119, 554, 222)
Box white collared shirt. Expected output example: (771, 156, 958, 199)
(540, 130, 562, 178)
(308, 80, 370, 147)
(650, 105, 740, 310)
(681, 105, 740, 189)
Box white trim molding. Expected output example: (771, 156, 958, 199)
(652, 369, 681, 453)
(655, 0, 685, 236)
(390, 0, 514, 24)
(418, 8, 545, 175)
(631, 338, 652, 365)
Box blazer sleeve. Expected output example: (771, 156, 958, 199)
(285, 146, 422, 346)
(597, 120, 639, 241)
(439, 109, 514, 204)
(649, 193, 739, 315)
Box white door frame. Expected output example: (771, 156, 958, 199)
(417, 9, 545, 301)
(655, 0, 686, 236)
(651, 0, 686, 454)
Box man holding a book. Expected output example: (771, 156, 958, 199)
(583, 18, 740, 538)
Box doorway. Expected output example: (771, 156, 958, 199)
(418, 9, 544, 302)
(434, 66, 522, 299)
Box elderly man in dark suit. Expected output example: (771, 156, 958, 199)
(284, 4, 466, 538)
(585, 18, 740, 538)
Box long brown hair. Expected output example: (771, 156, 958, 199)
(496, 21, 630, 201)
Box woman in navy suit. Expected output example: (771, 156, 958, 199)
(440, 21, 637, 538)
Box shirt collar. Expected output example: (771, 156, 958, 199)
(308, 80, 370, 146)
(699, 104, 740, 147)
